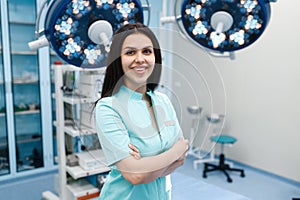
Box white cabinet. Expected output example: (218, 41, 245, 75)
(44, 64, 109, 200)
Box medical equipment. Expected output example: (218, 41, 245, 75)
(78, 69, 105, 99)
(161, 0, 278, 58)
(186, 105, 202, 158)
(192, 113, 226, 169)
(76, 149, 106, 171)
(28, 0, 150, 68)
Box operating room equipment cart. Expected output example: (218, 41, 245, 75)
(43, 64, 109, 200)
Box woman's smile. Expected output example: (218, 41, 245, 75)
(131, 65, 148, 74)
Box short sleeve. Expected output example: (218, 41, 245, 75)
(95, 98, 131, 166)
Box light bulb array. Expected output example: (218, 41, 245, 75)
(45, 0, 144, 68)
(181, 0, 271, 52)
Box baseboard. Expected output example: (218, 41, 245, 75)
(193, 149, 300, 188)
(226, 158, 300, 188)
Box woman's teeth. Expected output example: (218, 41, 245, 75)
(134, 67, 145, 71)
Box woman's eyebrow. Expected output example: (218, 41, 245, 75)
(123, 45, 153, 50)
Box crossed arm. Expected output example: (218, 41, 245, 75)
(96, 100, 188, 185)
(115, 138, 188, 185)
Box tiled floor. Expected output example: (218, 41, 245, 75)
(174, 156, 300, 200)
(171, 172, 250, 200)
(1, 156, 300, 200)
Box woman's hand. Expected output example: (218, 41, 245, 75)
(129, 143, 141, 160)
(160, 148, 187, 177)
(172, 137, 189, 159)
(177, 149, 188, 161)
(117, 139, 187, 185)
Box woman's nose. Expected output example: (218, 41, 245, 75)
(134, 51, 145, 63)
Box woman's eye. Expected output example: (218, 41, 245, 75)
(125, 50, 135, 55)
(143, 49, 152, 55)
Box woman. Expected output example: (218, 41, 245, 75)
(95, 23, 188, 200)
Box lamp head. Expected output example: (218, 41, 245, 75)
(42, 0, 144, 68)
(180, 0, 272, 52)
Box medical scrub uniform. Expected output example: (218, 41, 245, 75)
(95, 85, 183, 200)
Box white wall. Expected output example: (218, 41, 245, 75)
(166, 1, 300, 183)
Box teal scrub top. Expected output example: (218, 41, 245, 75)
(95, 85, 183, 200)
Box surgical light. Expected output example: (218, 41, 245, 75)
(163, 0, 277, 57)
(28, 0, 149, 68)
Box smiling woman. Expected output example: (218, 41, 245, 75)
(121, 33, 155, 93)
(94, 23, 188, 200)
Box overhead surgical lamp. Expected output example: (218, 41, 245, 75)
(28, 0, 149, 68)
(161, 0, 277, 59)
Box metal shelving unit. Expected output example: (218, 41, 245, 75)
(43, 64, 108, 200)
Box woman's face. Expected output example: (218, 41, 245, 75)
(121, 33, 155, 91)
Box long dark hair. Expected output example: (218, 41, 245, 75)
(100, 23, 162, 98)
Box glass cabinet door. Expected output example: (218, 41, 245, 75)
(8, 0, 44, 172)
(0, 4, 10, 176)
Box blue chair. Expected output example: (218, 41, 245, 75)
(202, 135, 245, 183)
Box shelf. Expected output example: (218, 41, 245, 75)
(52, 93, 96, 105)
(13, 80, 39, 84)
(9, 20, 35, 25)
(0, 134, 41, 148)
(51, 64, 106, 72)
(42, 191, 59, 200)
(52, 64, 107, 199)
(14, 109, 40, 115)
(67, 150, 110, 179)
(53, 121, 96, 137)
(11, 51, 38, 55)
(1, 110, 40, 117)
(64, 125, 96, 137)
(64, 95, 96, 105)
(67, 165, 110, 180)
(66, 179, 100, 200)
(0, 80, 39, 85)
